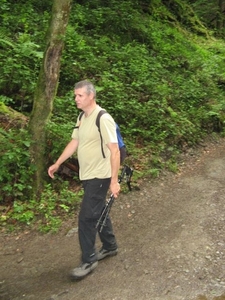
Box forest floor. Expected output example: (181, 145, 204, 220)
(1, 136, 225, 300)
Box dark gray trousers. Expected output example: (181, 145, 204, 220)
(78, 178, 117, 263)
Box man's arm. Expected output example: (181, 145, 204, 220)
(48, 139, 79, 178)
(107, 142, 120, 198)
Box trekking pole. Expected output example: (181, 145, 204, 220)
(96, 165, 133, 232)
(96, 194, 115, 232)
(124, 165, 133, 191)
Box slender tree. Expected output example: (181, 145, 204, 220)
(217, 0, 225, 29)
(29, 0, 72, 197)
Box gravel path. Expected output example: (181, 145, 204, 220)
(1, 137, 225, 300)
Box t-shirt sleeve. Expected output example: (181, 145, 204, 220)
(99, 114, 118, 145)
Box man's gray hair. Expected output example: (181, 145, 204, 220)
(74, 80, 96, 98)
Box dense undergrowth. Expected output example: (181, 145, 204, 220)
(1, 0, 225, 231)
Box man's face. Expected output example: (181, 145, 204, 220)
(74, 87, 94, 110)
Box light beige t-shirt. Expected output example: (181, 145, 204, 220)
(71, 106, 117, 180)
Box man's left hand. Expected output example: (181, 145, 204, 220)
(110, 182, 120, 198)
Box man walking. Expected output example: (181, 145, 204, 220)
(48, 80, 120, 280)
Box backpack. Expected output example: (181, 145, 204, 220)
(78, 110, 126, 164)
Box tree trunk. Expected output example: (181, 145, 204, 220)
(29, 0, 71, 197)
(217, 0, 225, 29)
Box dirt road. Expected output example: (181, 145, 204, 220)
(1, 137, 225, 300)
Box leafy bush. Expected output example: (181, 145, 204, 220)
(1, 0, 225, 234)
(1, 183, 83, 233)
(0, 128, 36, 204)
(0, 33, 43, 112)
(46, 94, 79, 161)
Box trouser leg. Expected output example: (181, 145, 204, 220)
(78, 178, 115, 263)
(98, 215, 118, 251)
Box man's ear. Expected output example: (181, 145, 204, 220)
(90, 92, 95, 100)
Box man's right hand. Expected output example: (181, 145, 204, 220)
(48, 163, 60, 179)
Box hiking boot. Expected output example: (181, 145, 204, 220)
(70, 261, 98, 280)
(97, 248, 118, 261)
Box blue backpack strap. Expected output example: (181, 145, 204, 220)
(116, 123, 125, 149)
(96, 110, 107, 158)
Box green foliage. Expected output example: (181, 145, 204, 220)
(58, 6, 225, 152)
(1, 0, 225, 232)
(49, 0, 225, 171)
(0, 0, 49, 112)
(46, 94, 78, 160)
(36, 183, 82, 233)
(1, 183, 83, 233)
(188, 0, 225, 36)
(0, 33, 43, 111)
(1, 0, 50, 42)
(0, 128, 36, 203)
